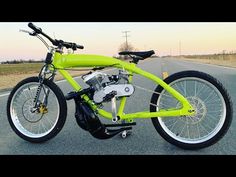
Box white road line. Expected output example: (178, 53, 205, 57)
(0, 93, 10, 98)
(55, 76, 81, 84)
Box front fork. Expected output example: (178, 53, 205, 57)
(33, 64, 55, 112)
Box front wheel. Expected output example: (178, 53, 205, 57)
(7, 77, 67, 143)
(150, 71, 233, 150)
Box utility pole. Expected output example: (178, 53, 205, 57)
(122, 31, 130, 51)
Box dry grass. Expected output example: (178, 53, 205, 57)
(0, 63, 43, 75)
(180, 54, 236, 68)
(181, 57, 236, 68)
(0, 63, 91, 91)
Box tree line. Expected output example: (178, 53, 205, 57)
(1, 59, 44, 64)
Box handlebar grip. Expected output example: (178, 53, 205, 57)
(28, 22, 42, 34)
(76, 44, 84, 49)
(63, 42, 84, 50)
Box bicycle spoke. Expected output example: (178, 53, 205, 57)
(156, 76, 227, 144)
(199, 123, 211, 135)
(178, 121, 187, 137)
(196, 122, 201, 139)
(10, 82, 60, 138)
(39, 115, 47, 134)
(203, 90, 216, 103)
(174, 82, 184, 95)
(195, 82, 207, 97)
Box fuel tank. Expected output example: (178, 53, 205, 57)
(53, 53, 125, 68)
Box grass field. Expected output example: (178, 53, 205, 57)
(180, 54, 236, 68)
(0, 63, 43, 75)
(0, 63, 90, 91)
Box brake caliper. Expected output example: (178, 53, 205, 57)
(39, 103, 48, 114)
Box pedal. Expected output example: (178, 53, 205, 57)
(120, 130, 132, 139)
(104, 122, 136, 127)
(105, 126, 132, 137)
(119, 120, 133, 139)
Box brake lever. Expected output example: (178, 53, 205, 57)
(19, 29, 36, 36)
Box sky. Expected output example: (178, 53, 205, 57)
(1, 22, 236, 61)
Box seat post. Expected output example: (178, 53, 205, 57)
(129, 55, 142, 64)
(131, 57, 140, 64)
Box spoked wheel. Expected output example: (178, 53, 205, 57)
(150, 71, 232, 150)
(7, 77, 67, 143)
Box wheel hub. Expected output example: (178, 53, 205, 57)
(179, 96, 207, 124)
(22, 99, 46, 123)
(185, 96, 207, 124)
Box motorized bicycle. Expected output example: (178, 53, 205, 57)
(6, 23, 233, 150)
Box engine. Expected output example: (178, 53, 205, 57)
(82, 71, 134, 104)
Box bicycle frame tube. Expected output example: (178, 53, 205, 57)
(52, 52, 195, 120)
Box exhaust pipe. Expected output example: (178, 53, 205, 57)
(75, 100, 130, 139)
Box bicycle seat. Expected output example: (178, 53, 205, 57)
(119, 50, 155, 59)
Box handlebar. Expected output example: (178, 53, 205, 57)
(62, 41, 84, 50)
(28, 22, 42, 34)
(28, 22, 84, 50)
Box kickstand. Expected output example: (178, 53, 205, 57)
(120, 120, 132, 139)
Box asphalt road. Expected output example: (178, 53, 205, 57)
(0, 57, 236, 155)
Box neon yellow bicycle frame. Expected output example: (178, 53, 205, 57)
(52, 52, 195, 121)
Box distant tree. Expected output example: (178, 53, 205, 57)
(28, 59, 33, 63)
(118, 42, 134, 60)
(118, 42, 134, 52)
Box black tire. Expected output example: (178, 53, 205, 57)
(150, 71, 233, 150)
(7, 77, 67, 143)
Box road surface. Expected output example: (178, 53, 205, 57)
(0, 57, 235, 155)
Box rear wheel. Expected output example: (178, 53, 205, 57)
(150, 71, 232, 150)
(7, 77, 67, 143)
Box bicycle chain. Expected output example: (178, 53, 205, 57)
(132, 84, 175, 108)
